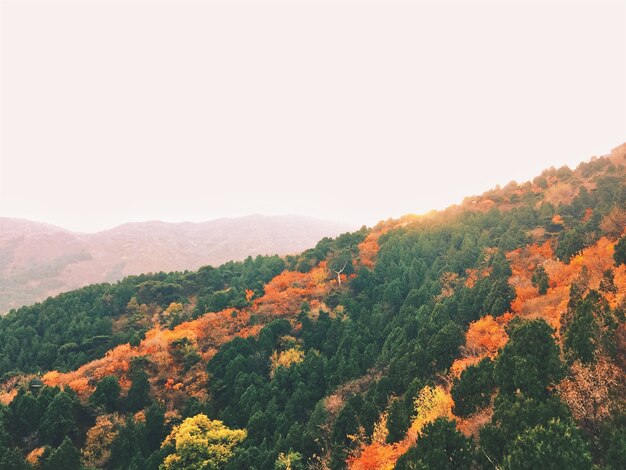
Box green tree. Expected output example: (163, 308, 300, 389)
(614, 234, 626, 266)
(331, 401, 360, 447)
(564, 298, 597, 363)
(599, 269, 617, 294)
(451, 357, 495, 417)
(386, 399, 410, 443)
(395, 418, 474, 470)
(604, 426, 626, 470)
(146, 401, 167, 452)
(109, 416, 148, 470)
(479, 394, 571, 465)
(39, 391, 79, 446)
(531, 265, 550, 295)
(160, 414, 246, 470)
(0, 446, 29, 470)
(494, 319, 563, 398)
(127, 368, 151, 412)
(0, 406, 8, 448)
(274, 451, 305, 470)
(128, 452, 147, 470)
(502, 418, 592, 470)
(42, 436, 82, 470)
(90, 375, 121, 412)
(556, 228, 586, 263)
(9, 390, 40, 438)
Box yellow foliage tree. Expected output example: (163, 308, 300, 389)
(160, 414, 246, 470)
(409, 385, 454, 438)
(270, 348, 305, 376)
(371, 412, 389, 444)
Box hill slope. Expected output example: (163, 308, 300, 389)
(0, 144, 625, 469)
(0, 214, 355, 313)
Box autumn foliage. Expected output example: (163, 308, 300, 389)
(40, 257, 339, 406)
(348, 386, 455, 470)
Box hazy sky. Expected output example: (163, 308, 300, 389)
(1, 1, 624, 232)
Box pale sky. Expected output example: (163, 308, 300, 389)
(1, 0, 624, 232)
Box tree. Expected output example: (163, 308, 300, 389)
(83, 414, 121, 468)
(91, 375, 121, 412)
(451, 357, 495, 417)
(42, 436, 82, 470)
(1, 406, 28, 468)
(0, 406, 8, 448)
(127, 368, 150, 412)
(502, 418, 592, 470)
(39, 391, 79, 447)
(483, 278, 516, 317)
(128, 452, 147, 470)
(9, 390, 40, 438)
(109, 416, 148, 470)
(614, 234, 626, 266)
(479, 394, 571, 466)
(274, 451, 305, 470)
(386, 399, 410, 443)
(395, 418, 474, 470)
(556, 229, 586, 263)
(161, 414, 246, 470)
(332, 401, 360, 447)
(425, 321, 464, 370)
(494, 319, 563, 398)
(599, 269, 617, 294)
(531, 265, 550, 295)
(328, 249, 354, 285)
(603, 425, 626, 470)
(0, 446, 29, 470)
(146, 401, 167, 452)
(564, 298, 598, 363)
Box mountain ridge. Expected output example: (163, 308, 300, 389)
(0, 214, 356, 313)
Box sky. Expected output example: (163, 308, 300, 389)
(1, 0, 625, 233)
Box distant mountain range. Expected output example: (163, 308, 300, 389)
(0, 214, 356, 313)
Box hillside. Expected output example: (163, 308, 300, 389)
(0, 143, 625, 469)
(0, 215, 355, 313)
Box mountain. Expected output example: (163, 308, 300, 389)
(0, 214, 356, 313)
(0, 144, 625, 469)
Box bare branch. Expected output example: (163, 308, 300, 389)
(332, 261, 348, 285)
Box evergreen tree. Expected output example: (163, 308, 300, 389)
(614, 234, 626, 266)
(502, 419, 592, 470)
(386, 399, 410, 443)
(127, 368, 150, 412)
(39, 391, 79, 447)
(109, 417, 148, 470)
(599, 269, 617, 294)
(494, 320, 563, 398)
(451, 357, 495, 417)
(531, 265, 550, 295)
(564, 298, 598, 363)
(9, 390, 40, 438)
(42, 436, 82, 470)
(90, 375, 121, 412)
(145, 401, 166, 452)
(395, 418, 474, 470)
(0, 446, 29, 470)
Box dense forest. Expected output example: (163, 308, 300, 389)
(1, 147, 626, 469)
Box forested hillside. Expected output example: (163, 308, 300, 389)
(1, 144, 625, 469)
